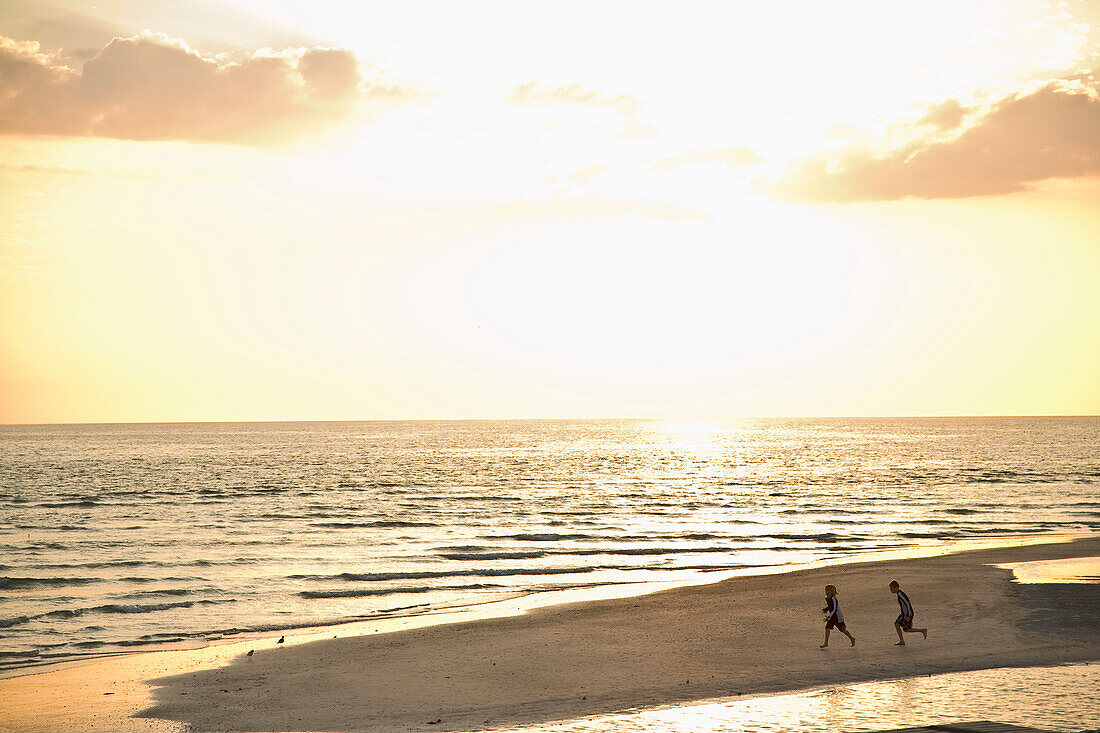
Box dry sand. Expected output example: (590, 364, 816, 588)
(2, 535, 1097, 733)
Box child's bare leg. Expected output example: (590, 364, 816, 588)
(842, 628, 856, 646)
(894, 623, 905, 645)
(820, 628, 831, 648)
(907, 627, 928, 640)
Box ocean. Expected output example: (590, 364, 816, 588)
(1, 417, 1097, 675)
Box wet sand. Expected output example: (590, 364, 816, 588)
(2, 535, 1097, 733)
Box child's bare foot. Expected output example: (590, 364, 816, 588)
(850, 638, 856, 646)
(895, 641, 905, 646)
(819, 644, 828, 648)
(922, 630, 928, 639)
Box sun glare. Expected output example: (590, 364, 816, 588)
(1, 0, 1098, 422)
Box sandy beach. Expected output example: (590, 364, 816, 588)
(2, 535, 1097, 733)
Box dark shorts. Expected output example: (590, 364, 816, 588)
(826, 618, 846, 631)
(896, 614, 913, 630)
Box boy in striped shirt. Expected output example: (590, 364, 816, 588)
(820, 584, 856, 648)
(890, 580, 928, 645)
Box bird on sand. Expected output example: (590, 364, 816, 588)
(277, 636, 284, 645)
(246, 650, 254, 658)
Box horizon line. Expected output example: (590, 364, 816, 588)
(3, 414, 1099, 428)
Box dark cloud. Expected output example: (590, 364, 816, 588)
(653, 146, 762, 172)
(769, 81, 1100, 201)
(0, 33, 412, 144)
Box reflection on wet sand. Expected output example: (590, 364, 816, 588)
(501, 663, 1099, 733)
(998, 556, 1100, 584)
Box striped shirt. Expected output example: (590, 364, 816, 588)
(826, 595, 844, 624)
(896, 589, 914, 617)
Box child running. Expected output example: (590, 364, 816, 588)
(890, 580, 928, 645)
(820, 584, 855, 648)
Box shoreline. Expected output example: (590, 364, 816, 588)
(2, 531, 1085, 683)
(1, 533, 1097, 732)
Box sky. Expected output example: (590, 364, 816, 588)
(1, 0, 1098, 423)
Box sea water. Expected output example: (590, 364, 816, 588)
(1, 417, 1097, 674)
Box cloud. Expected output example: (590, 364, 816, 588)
(568, 165, 607, 183)
(0, 163, 92, 175)
(0, 32, 413, 144)
(616, 118, 658, 140)
(653, 146, 762, 172)
(769, 81, 1100, 201)
(508, 82, 640, 115)
(917, 98, 969, 130)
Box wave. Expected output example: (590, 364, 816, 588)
(72, 638, 189, 649)
(15, 524, 86, 531)
(489, 533, 601, 542)
(438, 550, 547, 560)
(1, 600, 230, 628)
(22, 559, 226, 570)
(70, 600, 220, 616)
(299, 583, 501, 599)
(575, 545, 743, 557)
(483, 531, 730, 543)
(568, 545, 739, 556)
(0, 604, 454, 671)
(452, 495, 524, 502)
(35, 500, 99, 508)
(438, 546, 750, 561)
(290, 566, 605, 583)
(0, 650, 40, 659)
(21, 542, 69, 551)
(0, 576, 103, 590)
(760, 533, 852, 543)
(115, 588, 197, 599)
(957, 468, 1062, 484)
(897, 527, 1043, 540)
(311, 520, 439, 529)
(779, 508, 868, 515)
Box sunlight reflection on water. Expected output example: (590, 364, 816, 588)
(497, 664, 1099, 733)
(3, 418, 1097, 671)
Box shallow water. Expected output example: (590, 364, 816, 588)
(497, 663, 1100, 733)
(1000, 556, 1100, 583)
(2, 417, 1098, 672)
